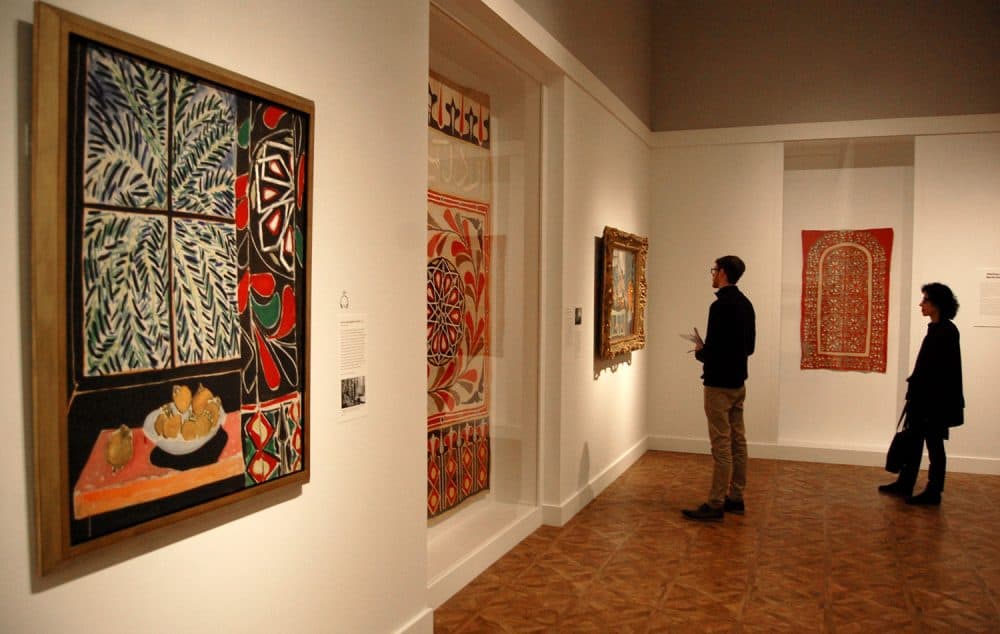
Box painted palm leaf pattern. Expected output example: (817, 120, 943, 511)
(84, 46, 168, 208)
(172, 76, 236, 217)
(82, 210, 170, 375)
(172, 218, 239, 364)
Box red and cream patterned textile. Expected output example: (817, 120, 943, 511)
(427, 73, 491, 518)
(801, 228, 893, 372)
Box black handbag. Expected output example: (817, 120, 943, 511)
(884, 408, 914, 474)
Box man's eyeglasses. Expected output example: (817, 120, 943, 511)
(710, 267, 718, 274)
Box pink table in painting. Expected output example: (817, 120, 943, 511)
(73, 412, 243, 519)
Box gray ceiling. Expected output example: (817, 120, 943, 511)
(514, 0, 1000, 131)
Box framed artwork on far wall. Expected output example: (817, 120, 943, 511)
(600, 226, 648, 359)
(31, 2, 313, 574)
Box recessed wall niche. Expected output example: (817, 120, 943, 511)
(426, 4, 542, 603)
(779, 137, 915, 449)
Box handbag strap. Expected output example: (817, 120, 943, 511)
(896, 404, 908, 431)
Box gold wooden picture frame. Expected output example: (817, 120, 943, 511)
(600, 226, 648, 359)
(31, 2, 313, 574)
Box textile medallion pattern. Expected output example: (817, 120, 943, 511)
(427, 73, 491, 518)
(801, 228, 893, 373)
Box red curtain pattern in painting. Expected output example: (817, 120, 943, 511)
(801, 228, 893, 372)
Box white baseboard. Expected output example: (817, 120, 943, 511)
(542, 437, 649, 526)
(648, 434, 1000, 475)
(395, 607, 434, 634)
(647, 435, 711, 456)
(426, 503, 541, 608)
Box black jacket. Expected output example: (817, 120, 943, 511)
(696, 285, 756, 388)
(906, 319, 964, 431)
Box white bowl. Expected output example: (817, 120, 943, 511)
(142, 402, 225, 456)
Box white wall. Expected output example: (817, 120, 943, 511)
(648, 143, 784, 449)
(543, 78, 651, 517)
(2, 1, 432, 632)
(912, 134, 1000, 464)
(778, 167, 914, 449)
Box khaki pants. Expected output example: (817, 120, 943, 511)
(704, 385, 747, 508)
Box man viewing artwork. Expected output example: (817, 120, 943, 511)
(683, 255, 756, 522)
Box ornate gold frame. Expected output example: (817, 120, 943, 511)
(600, 226, 648, 359)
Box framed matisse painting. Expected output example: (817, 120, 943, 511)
(30, 3, 312, 573)
(599, 226, 648, 359)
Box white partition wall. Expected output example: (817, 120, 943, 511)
(541, 79, 652, 524)
(912, 134, 1000, 469)
(778, 162, 914, 450)
(647, 143, 784, 450)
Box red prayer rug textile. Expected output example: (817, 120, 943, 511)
(427, 73, 491, 518)
(801, 228, 893, 372)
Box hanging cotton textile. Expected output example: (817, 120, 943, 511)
(426, 73, 491, 518)
(801, 228, 893, 373)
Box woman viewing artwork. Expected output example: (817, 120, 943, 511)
(880, 283, 964, 505)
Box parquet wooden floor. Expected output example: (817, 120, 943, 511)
(434, 450, 1000, 632)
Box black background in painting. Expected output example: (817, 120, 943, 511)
(236, 99, 309, 407)
(70, 475, 243, 545)
(67, 370, 242, 545)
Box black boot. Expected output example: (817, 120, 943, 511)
(878, 480, 911, 497)
(682, 503, 724, 522)
(906, 489, 941, 505)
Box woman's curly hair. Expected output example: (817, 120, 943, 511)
(922, 282, 959, 320)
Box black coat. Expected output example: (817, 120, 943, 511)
(906, 319, 964, 435)
(695, 285, 756, 388)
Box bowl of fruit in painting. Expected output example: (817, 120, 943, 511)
(143, 384, 225, 455)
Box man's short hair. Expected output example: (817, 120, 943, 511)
(716, 255, 746, 284)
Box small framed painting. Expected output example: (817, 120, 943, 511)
(599, 226, 648, 359)
(31, 2, 312, 573)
